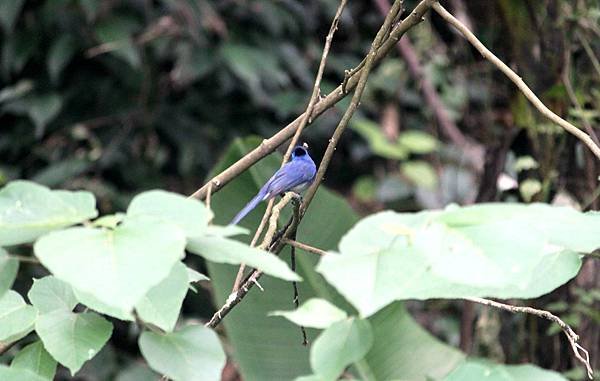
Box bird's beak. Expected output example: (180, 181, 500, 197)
(302, 142, 309, 149)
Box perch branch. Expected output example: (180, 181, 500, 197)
(432, 2, 600, 161)
(467, 297, 593, 380)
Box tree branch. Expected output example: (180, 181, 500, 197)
(189, 0, 438, 202)
(231, 0, 348, 293)
(432, 2, 600, 161)
(468, 297, 594, 380)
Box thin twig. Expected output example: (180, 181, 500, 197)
(576, 30, 600, 81)
(0, 341, 16, 356)
(468, 297, 593, 379)
(231, 0, 347, 293)
(302, 0, 407, 210)
(290, 229, 308, 345)
(282, 238, 328, 256)
(189, 0, 438, 202)
(432, 2, 600, 161)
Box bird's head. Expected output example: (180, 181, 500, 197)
(292, 143, 310, 159)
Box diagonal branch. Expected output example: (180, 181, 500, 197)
(468, 297, 594, 380)
(189, 0, 438, 202)
(432, 2, 600, 161)
(231, 0, 348, 293)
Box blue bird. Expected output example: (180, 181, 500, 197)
(231, 143, 317, 225)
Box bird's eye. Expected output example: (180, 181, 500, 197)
(294, 147, 306, 157)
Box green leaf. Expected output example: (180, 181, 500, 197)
(351, 119, 408, 160)
(269, 298, 347, 329)
(442, 359, 567, 381)
(28, 276, 77, 314)
(398, 130, 439, 154)
(310, 318, 373, 380)
(34, 216, 185, 311)
(0, 180, 97, 246)
(205, 224, 249, 237)
(115, 363, 158, 381)
(187, 235, 301, 281)
(94, 15, 141, 68)
(47, 35, 76, 83)
(127, 190, 213, 238)
(0, 0, 25, 32)
(364, 303, 463, 380)
(0, 290, 37, 342)
(11, 341, 57, 380)
(401, 160, 438, 189)
(0, 248, 18, 298)
(0, 365, 47, 381)
(35, 310, 113, 375)
(135, 262, 189, 332)
(26, 94, 63, 137)
(352, 176, 377, 203)
(187, 266, 209, 283)
(318, 204, 591, 316)
(31, 158, 91, 187)
(514, 156, 539, 172)
(139, 325, 226, 381)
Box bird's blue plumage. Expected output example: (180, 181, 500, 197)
(230, 145, 316, 225)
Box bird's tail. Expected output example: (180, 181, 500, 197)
(230, 189, 267, 225)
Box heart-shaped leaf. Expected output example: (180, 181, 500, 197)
(318, 204, 594, 316)
(34, 216, 185, 312)
(139, 325, 225, 381)
(35, 310, 112, 375)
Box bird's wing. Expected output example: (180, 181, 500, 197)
(264, 161, 312, 198)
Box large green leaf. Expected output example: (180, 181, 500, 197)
(135, 261, 190, 332)
(11, 340, 57, 380)
(35, 310, 113, 375)
(442, 359, 567, 381)
(0, 181, 97, 246)
(139, 325, 225, 381)
(187, 235, 301, 281)
(0, 290, 37, 342)
(127, 190, 213, 238)
(310, 318, 373, 381)
(0, 248, 18, 298)
(318, 204, 591, 316)
(34, 216, 185, 311)
(27, 276, 78, 314)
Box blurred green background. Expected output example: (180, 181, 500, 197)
(1, 0, 599, 380)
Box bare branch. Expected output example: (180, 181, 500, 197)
(468, 297, 594, 380)
(432, 2, 600, 161)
